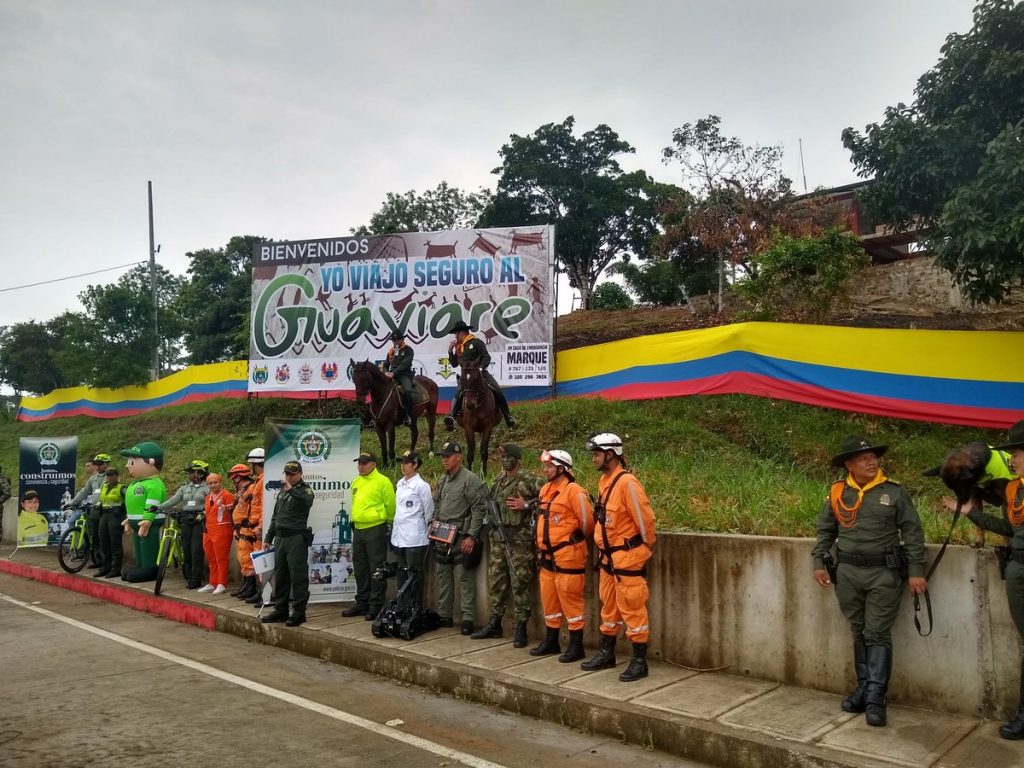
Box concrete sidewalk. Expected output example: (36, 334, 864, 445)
(3, 546, 1022, 768)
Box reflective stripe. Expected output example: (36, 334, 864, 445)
(600, 621, 620, 630)
(565, 615, 583, 623)
(544, 611, 563, 620)
(627, 481, 647, 542)
(126, 513, 166, 521)
(575, 490, 589, 536)
(626, 623, 649, 633)
(146, 498, 162, 507)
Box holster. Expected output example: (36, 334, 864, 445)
(822, 552, 839, 584)
(885, 546, 910, 580)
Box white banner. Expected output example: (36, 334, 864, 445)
(248, 226, 555, 392)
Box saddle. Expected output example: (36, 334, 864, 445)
(395, 379, 428, 408)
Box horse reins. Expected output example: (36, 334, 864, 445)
(913, 498, 962, 637)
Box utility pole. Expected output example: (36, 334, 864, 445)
(148, 181, 159, 380)
(798, 139, 808, 194)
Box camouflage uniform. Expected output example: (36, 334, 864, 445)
(486, 470, 542, 622)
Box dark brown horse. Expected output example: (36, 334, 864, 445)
(350, 360, 438, 466)
(455, 359, 502, 474)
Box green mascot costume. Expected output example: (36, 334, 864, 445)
(118, 442, 167, 582)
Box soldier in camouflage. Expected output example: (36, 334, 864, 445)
(470, 443, 542, 647)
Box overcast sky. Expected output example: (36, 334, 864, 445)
(0, 0, 974, 325)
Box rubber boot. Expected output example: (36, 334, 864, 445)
(230, 576, 251, 597)
(841, 638, 868, 713)
(512, 621, 529, 649)
(581, 634, 617, 670)
(558, 630, 585, 663)
(235, 575, 257, 600)
(470, 615, 503, 639)
(529, 627, 561, 656)
(619, 642, 649, 682)
(864, 645, 892, 727)
(999, 657, 1024, 740)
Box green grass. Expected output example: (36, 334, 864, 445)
(0, 394, 1004, 544)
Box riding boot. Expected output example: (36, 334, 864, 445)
(581, 634, 617, 670)
(470, 615, 502, 639)
(512, 621, 529, 648)
(444, 394, 462, 431)
(558, 630, 585, 663)
(529, 627, 561, 656)
(999, 657, 1024, 740)
(230, 576, 251, 597)
(841, 638, 869, 713)
(864, 644, 892, 727)
(619, 642, 649, 682)
(402, 405, 413, 426)
(494, 390, 516, 428)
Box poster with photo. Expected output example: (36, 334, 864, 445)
(17, 437, 77, 547)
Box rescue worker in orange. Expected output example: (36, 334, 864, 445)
(198, 474, 234, 595)
(529, 449, 592, 663)
(581, 432, 656, 682)
(228, 464, 260, 600)
(242, 448, 267, 606)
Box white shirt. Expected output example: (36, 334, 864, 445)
(392, 473, 433, 548)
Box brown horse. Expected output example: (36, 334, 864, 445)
(350, 360, 438, 466)
(455, 359, 502, 474)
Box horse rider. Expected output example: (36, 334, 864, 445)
(443, 321, 516, 430)
(382, 331, 416, 426)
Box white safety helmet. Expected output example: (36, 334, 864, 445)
(246, 447, 265, 464)
(540, 449, 573, 469)
(586, 433, 623, 456)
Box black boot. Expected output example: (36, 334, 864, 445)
(512, 621, 528, 649)
(529, 627, 561, 656)
(558, 630, 585, 663)
(841, 638, 868, 713)
(619, 642, 649, 682)
(238, 575, 258, 599)
(470, 615, 502, 639)
(864, 645, 892, 727)
(402, 406, 413, 427)
(245, 586, 265, 605)
(230, 576, 251, 597)
(581, 634, 617, 670)
(999, 657, 1024, 740)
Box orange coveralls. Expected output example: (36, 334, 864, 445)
(233, 476, 264, 576)
(593, 468, 656, 643)
(203, 488, 235, 587)
(535, 475, 592, 631)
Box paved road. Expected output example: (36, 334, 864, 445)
(0, 574, 706, 768)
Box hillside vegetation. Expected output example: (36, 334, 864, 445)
(1, 392, 1003, 545)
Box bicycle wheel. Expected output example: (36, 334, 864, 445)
(58, 527, 89, 573)
(154, 534, 173, 596)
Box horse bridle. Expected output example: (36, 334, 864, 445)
(353, 364, 396, 421)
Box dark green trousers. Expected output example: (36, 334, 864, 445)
(272, 533, 310, 618)
(393, 545, 428, 607)
(835, 563, 904, 648)
(1005, 561, 1024, 638)
(98, 510, 125, 573)
(352, 524, 389, 613)
(180, 517, 206, 588)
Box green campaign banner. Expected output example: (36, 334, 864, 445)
(263, 418, 361, 603)
(18, 436, 78, 548)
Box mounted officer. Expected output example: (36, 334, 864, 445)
(382, 331, 416, 426)
(443, 321, 516, 431)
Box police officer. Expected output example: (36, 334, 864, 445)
(443, 321, 515, 430)
(342, 451, 395, 620)
(812, 435, 927, 727)
(94, 467, 126, 578)
(951, 420, 1024, 739)
(582, 433, 656, 682)
(157, 460, 211, 589)
(383, 331, 416, 426)
(471, 443, 541, 647)
(262, 461, 315, 627)
(432, 440, 489, 635)
(66, 453, 110, 568)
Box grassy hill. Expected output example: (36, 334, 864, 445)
(1, 392, 1003, 545)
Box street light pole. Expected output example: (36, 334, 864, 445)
(148, 180, 160, 380)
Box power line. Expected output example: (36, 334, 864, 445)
(0, 261, 145, 294)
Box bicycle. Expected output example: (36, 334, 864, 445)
(153, 513, 184, 596)
(57, 504, 94, 573)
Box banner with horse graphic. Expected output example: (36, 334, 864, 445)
(247, 226, 556, 393)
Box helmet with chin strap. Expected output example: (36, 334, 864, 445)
(586, 433, 623, 456)
(540, 449, 573, 469)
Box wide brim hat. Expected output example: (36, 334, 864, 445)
(449, 321, 473, 334)
(994, 420, 1024, 452)
(831, 435, 888, 468)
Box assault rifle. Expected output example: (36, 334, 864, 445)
(486, 498, 516, 571)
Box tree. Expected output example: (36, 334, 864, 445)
(0, 321, 66, 395)
(661, 116, 796, 311)
(479, 117, 669, 308)
(352, 182, 491, 235)
(735, 228, 869, 321)
(842, 0, 1024, 303)
(609, 260, 690, 307)
(176, 235, 267, 364)
(590, 282, 634, 310)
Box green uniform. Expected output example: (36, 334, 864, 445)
(967, 483, 1024, 637)
(812, 476, 925, 647)
(432, 465, 488, 622)
(159, 481, 210, 588)
(266, 481, 315, 618)
(124, 476, 167, 580)
(350, 469, 396, 614)
(96, 481, 126, 575)
(486, 470, 542, 622)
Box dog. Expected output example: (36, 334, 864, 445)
(923, 441, 1014, 548)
